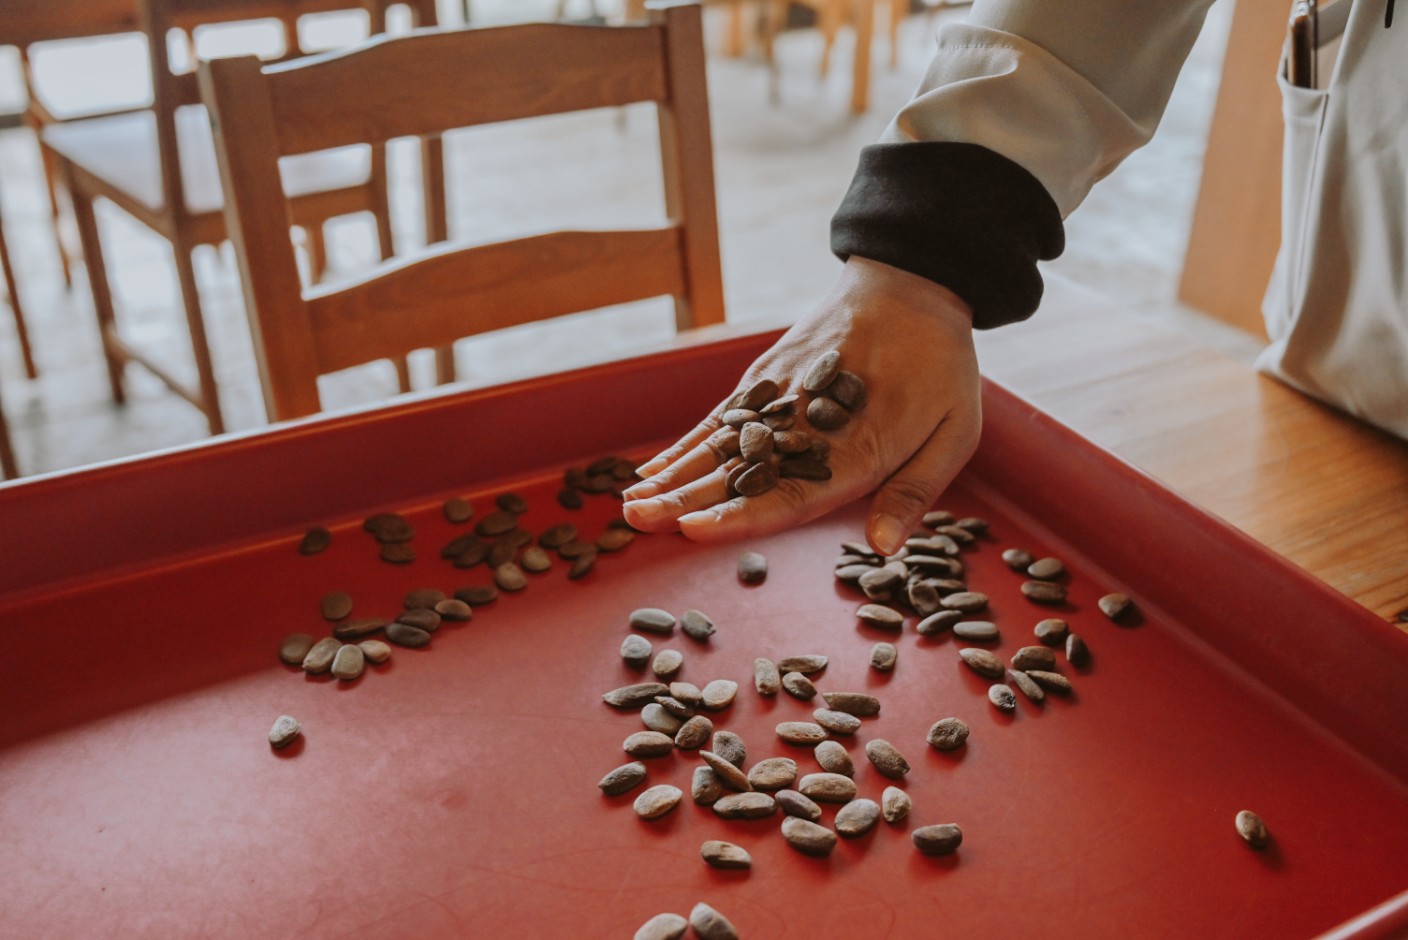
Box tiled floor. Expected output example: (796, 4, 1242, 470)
(0, 0, 1257, 478)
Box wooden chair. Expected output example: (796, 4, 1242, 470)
(43, 0, 436, 436)
(0, 198, 27, 479)
(201, 1, 725, 421)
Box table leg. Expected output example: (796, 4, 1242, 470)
(850, 0, 874, 113)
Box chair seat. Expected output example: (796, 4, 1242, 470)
(43, 105, 372, 216)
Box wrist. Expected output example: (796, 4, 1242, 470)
(838, 257, 974, 335)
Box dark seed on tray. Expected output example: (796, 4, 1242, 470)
(1066, 633, 1091, 667)
(674, 715, 713, 750)
(813, 709, 861, 735)
(538, 522, 577, 549)
(451, 540, 489, 568)
(641, 704, 681, 736)
(710, 730, 747, 767)
(519, 546, 552, 572)
(722, 408, 760, 429)
(883, 786, 912, 823)
(596, 528, 635, 552)
(776, 788, 823, 821)
(934, 524, 975, 545)
(748, 757, 798, 791)
(734, 461, 778, 497)
(782, 671, 818, 701)
(630, 608, 677, 635)
(870, 642, 898, 672)
(754, 658, 780, 695)
(557, 539, 594, 560)
(634, 785, 682, 820)
(474, 510, 517, 538)
(926, 717, 970, 751)
(269, 715, 301, 749)
(441, 533, 478, 559)
(913, 824, 963, 856)
(587, 455, 621, 476)
(298, 527, 331, 555)
(651, 649, 684, 680)
(782, 816, 838, 856)
(331, 644, 365, 681)
(568, 549, 598, 580)
(581, 473, 615, 494)
(917, 610, 963, 636)
(953, 620, 998, 642)
(333, 618, 386, 640)
(836, 799, 881, 838)
(857, 604, 904, 630)
(364, 512, 414, 543)
(623, 731, 675, 758)
(1026, 670, 1073, 694)
(680, 609, 716, 641)
(320, 591, 353, 621)
(1002, 548, 1036, 570)
(776, 721, 828, 745)
(988, 684, 1018, 712)
(279, 633, 314, 665)
(379, 543, 415, 564)
(403, 588, 445, 610)
(1021, 580, 1068, 604)
(922, 510, 956, 527)
(563, 466, 588, 488)
(931, 578, 969, 596)
(776, 654, 828, 674)
(1035, 618, 1069, 644)
(814, 740, 855, 776)
(454, 584, 498, 606)
(701, 679, 739, 711)
(557, 487, 584, 510)
(386, 622, 431, 648)
(486, 538, 518, 569)
(598, 761, 647, 796)
(737, 551, 768, 584)
(827, 371, 869, 411)
(1027, 557, 1066, 581)
(1236, 810, 1270, 849)
(1012, 645, 1057, 672)
(941, 591, 989, 613)
(700, 750, 752, 791)
(692, 766, 723, 805)
(495, 492, 528, 515)
(443, 497, 474, 524)
(358, 639, 391, 664)
(1099, 593, 1135, 621)
(802, 350, 841, 392)
(959, 648, 1005, 679)
(603, 683, 670, 708)
(865, 739, 910, 779)
(799, 772, 857, 803)
(396, 609, 441, 632)
(954, 517, 988, 534)
(690, 902, 741, 940)
(701, 840, 752, 870)
(807, 396, 850, 431)
(821, 692, 881, 717)
(1008, 669, 1045, 703)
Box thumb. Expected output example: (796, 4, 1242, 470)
(866, 412, 980, 555)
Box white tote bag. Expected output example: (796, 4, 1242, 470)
(1259, 0, 1408, 437)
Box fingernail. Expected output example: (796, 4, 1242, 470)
(677, 507, 723, 530)
(635, 458, 667, 478)
(626, 497, 667, 522)
(869, 513, 907, 556)
(622, 480, 660, 500)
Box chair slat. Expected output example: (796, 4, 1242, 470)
(307, 228, 686, 375)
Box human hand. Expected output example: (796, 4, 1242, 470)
(621, 257, 982, 555)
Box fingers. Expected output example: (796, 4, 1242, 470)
(677, 475, 866, 543)
(866, 409, 981, 554)
(625, 426, 739, 501)
(622, 466, 732, 532)
(632, 413, 724, 484)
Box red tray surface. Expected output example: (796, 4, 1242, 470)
(3, 331, 1406, 939)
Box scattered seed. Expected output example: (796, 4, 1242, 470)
(782, 816, 838, 856)
(517, 546, 551, 573)
(807, 396, 850, 431)
(1008, 669, 1045, 703)
(836, 798, 881, 837)
(775, 789, 823, 821)
(700, 751, 751, 791)
(1035, 618, 1069, 645)
(1236, 810, 1269, 849)
(865, 739, 910, 779)
(1100, 593, 1135, 621)
(747, 757, 798, 790)
(680, 609, 716, 642)
(989, 684, 1018, 712)
(320, 591, 353, 621)
(753, 658, 780, 696)
(701, 680, 738, 711)
(701, 841, 752, 870)
(641, 703, 683, 735)
(568, 549, 598, 579)
(821, 692, 881, 717)
(455, 584, 498, 606)
(692, 766, 723, 805)
(870, 642, 898, 672)
(634, 913, 688, 940)
(953, 620, 999, 642)
(1021, 580, 1067, 604)
(331, 644, 365, 681)
(712, 792, 776, 820)
(926, 717, 970, 751)
(598, 761, 648, 796)
(958, 647, 1005, 679)
(358, 639, 391, 664)
(279, 633, 314, 665)
(942, 591, 989, 613)
(857, 604, 904, 630)
(302, 638, 342, 674)
(1002, 548, 1035, 570)
(782, 672, 817, 701)
(603, 683, 670, 708)
(379, 543, 415, 564)
(298, 527, 331, 555)
(597, 528, 635, 553)
(651, 649, 684, 681)
(1026, 670, 1073, 694)
(913, 824, 963, 856)
(538, 523, 577, 549)
(776, 722, 828, 745)
(385, 622, 430, 648)
(434, 599, 472, 621)
(403, 587, 445, 610)
(774, 654, 828, 674)
(799, 772, 857, 803)
(1011, 646, 1056, 672)
(917, 610, 963, 636)
(922, 510, 955, 527)
(557, 487, 584, 510)
(671, 681, 704, 708)
(624, 731, 675, 758)
(814, 740, 855, 776)
(475, 510, 517, 538)
(735, 462, 778, 497)
(812, 709, 861, 735)
(674, 715, 713, 750)
(882, 787, 912, 823)
(268, 715, 301, 748)
(634, 784, 683, 819)
(954, 517, 988, 534)
(1066, 633, 1091, 667)
(1027, 557, 1065, 580)
(737, 551, 768, 584)
(630, 608, 677, 635)
(689, 902, 739, 940)
(802, 350, 841, 392)
(396, 608, 441, 633)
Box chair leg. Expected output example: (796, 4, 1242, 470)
(889, 0, 903, 67)
(36, 141, 75, 288)
(305, 223, 327, 284)
(0, 206, 38, 380)
(171, 242, 225, 435)
(819, 0, 844, 79)
(0, 387, 17, 480)
(67, 185, 127, 405)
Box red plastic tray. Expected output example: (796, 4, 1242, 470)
(3, 330, 1406, 939)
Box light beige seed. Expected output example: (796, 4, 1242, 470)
(882, 786, 911, 823)
(603, 682, 670, 708)
(913, 823, 963, 856)
(700, 750, 752, 791)
(670, 681, 703, 707)
(1236, 810, 1270, 849)
(1066, 633, 1091, 667)
(268, 715, 301, 748)
(331, 644, 365, 681)
(754, 658, 781, 695)
(712, 791, 776, 820)
(634, 784, 683, 820)
(782, 816, 838, 857)
(821, 692, 881, 717)
(621, 634, 653, 669)
(959, 647, 1005, 679)
(865, 740, 910, 780)
(776, 722, 828, 745)
(680, 609, 715, 641)
(279, 633, 314, 665)
(357, 639, 391, 664)
(747, 757, 798, 790)
(630, 608, 677, 635)
(1027, 557, 1066, 580)
(814, 740, 855, 776)
(802, 349, 841, 392)
(775, 654, 828, 674)
(700, 841, 752, 870)
(942, 591, 989, 613)
(1035, 618, 1069, 645)
(623, 731, 675, 758)
(434, 598, 472, 621)
(674, 715, 713, 749)
(836, 799, 881, 837)
(1027, 670, 1073, 694)
(634, 912, 689, 940)
(692, 766, 723, 805)
(812, 709, 861, 735)
(652, 649, 684, 681)
(857, 603, 904, 630)
(1100, 593, 1135, 621)
(1021, 580, 1067, 604)
(870, 642, 898, 672)
(641, 703, 683, 735)
(954, 620, 999, 642)
(800, 772, 857, 803)
(711, 730, 746, 767)
(775, 789, 823, 821)
(690, 902, 740, 940)
(598, 761, 648, 796)
(596, 529, 635, 553)
(301, 637, 341, 674)
(782, 671, 817, 701)
(1013, 645, 1058, 672)
(701, 679, 738, 711)
(989, 684, 1018, 712)
(519, 546, 552, 573)
(1008, 669, 1046, 703)
(1002, 548, 1036, 570)
(926, 717, 970, 751)
(492, 563, 527, 592)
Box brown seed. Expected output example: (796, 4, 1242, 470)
(279, 633, 314, 665)
(1027, 556, 1066, 580)
(857, 604, 904, 630)
(396, 608, 441, 633)
(320, 591, 353, 621)
(907, 580, 943, 617)
(1035, 618, 1069, 645)
(942, 591, 989, 613)
(491, 563, 526, 592)
(734, 461, 778, 497)
(630, 608, 676, 635)
(774, 430, 812, 454)
(834, 563, 874, 584)
(753, 658, 780, 695)
(1026, 670, 1073, 694)
(865, 739, 910, 779)
(474, 510, 517, 538)
(782, 816, 838, 857)
(1100, 593, 1135, 621)
(955, 516, 988, 533)
(882, 786, 912, 823)
(1002, 548, 1035, 570)
(723, 460, 748, 497)
(680, 609, 715, 642)
(268, 715, 301, 748)
(917, 610, 963, 636)
(739, 422, 775, 463)
(689, 903, 740, 940)
(634, 913, 688, 940)
(814, 740, 855, 776)
(764, 414, 796, 433)
(557, 487, 584, 510)
(798, 772, 857, 803)
(595, 529, 635, 557)
(859, 566, 903, 595)
(455, 584, 498, 606)
(1021, 580, 1068, 604)
(959, 647, 1005, 679)
(538, 522, 577, 549)
(358, 639, 391, 664)
(1013, 645, 1057, 672)
(777, 457, 833, 481)
(926, 717, 971, 751)
(701, 679, 739, 711)
(442, 497, 474, 524)
(672, 682, 704, 708)
(619, 635, 652, 670)
(652, 649, 684, 680)
(807, 396, 850, 431)
(364, 513, 414, 543)
(821, 692, 881, 717)
(1066, 633, 1091, 667)
(331, 644, 365, 681)
(731, 378, 780, 412)
(434, 599, 472, 622)
(870, 642, 898, 672)
(1236, 810, 1270, 849)
(782, 672, 817, 701)
(827, 371, 868, 411)
(953, 620, 999, 642)
(913, 824, 963, 856)
(700, 751, 752, 791)
(674, 715, 713, 750)
(302, 637, 342, 673)
(598, 761, 648, 796)
(495, 491, 528, 515)
(760, 393, 799, 415)
(692, 766, 723, 805)
(298, 527, 331, 555)
(812, 709, 861, 735)
(700, 840, 752, 870)
(623, 731, 675, 758)
(737, 551, 768, 584)
(802, 350, 841, 392)
(922, 510, 955, 527)
(333, 618, 386, 640)
(442, 533, 478, 560)
(1008, 669, 1046, 703)
(835, 798, 881, 838)
(934, 524, 976, 545)
(568, 549, 598, 579)
(775, 654, 827, 674)
(379, 543, 415, 564)
(603, 683, 670, 708)
(775, 789, 823, 821)
(514, 546, 548, 573)
(656, 695, 694, 720)
(708, 427, 742, 460)
(641, 703, 683, 736)
(451, 540, 489, 568)
(722, 408, 760, 429)
(634, 784, 683, 819)
(747, 757, 798, 790)
(385, 622, 431, 648)
(776, 722, 828, 745)
(989, 683, 1018, 712)
(555, 539, 594, 559)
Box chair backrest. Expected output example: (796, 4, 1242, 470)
(201, 1, 725, 421)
